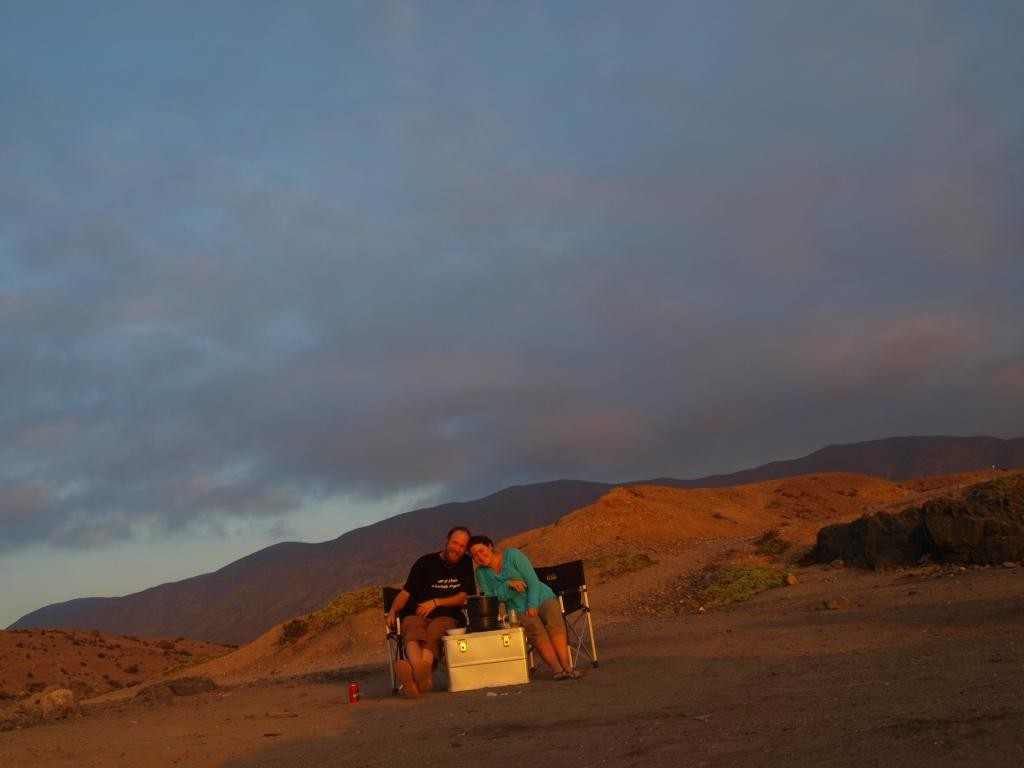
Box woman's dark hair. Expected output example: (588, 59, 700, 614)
(467, 534, 494, 549)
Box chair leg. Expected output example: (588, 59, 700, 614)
(386, 635, 404, 695)
(582, 609, 599, 667)
(564, 611, 598, 669)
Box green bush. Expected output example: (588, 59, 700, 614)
(612, 552, 657, 575)
(310, 586, 382, 627)
(278, 619, 309, 646)
(698, 565, 785, 609)
(587, 552, 657, 575)
(586, 555, 609, 569)
(754, 529, 790, 557)
(278, 585, 383, 646)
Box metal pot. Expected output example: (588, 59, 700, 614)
(468, 615, 502, 632)
(466, 594, 499, 618)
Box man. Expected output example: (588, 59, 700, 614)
(386, 525, 475, 698)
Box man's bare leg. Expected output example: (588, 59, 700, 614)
(404, 642, 435, 692)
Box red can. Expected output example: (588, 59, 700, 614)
(348, 683, 360, 703)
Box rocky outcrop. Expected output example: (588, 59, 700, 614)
(810, 474, 1024, 569)
(40, 688, 79, 719)
(1, 686, 81, 729)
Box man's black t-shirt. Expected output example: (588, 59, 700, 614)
(402, 552, 476, 621)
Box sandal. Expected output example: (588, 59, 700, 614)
(552, 670, 570, 680)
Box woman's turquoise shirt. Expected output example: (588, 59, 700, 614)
(474, 547, 556, 612)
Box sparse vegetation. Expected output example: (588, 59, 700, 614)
(966, 472, 1024, 509)
(279, 619, 309, 646)
(610, 552, 657, 575)
(311, 586, 381, 628)
(278, 586, 382, 646)
(697, 564, 786, 609)
(754, 529, 791, 557)
(587, 552, 657, 576)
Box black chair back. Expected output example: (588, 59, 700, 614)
(531, 559, 598, 670)
(535, 559, 586, 613)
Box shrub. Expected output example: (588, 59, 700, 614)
(698, 565, 785, 609)
(277, 585, 395, 646)
(610, 552, 657, 575)
(754, 529, 790, 557)
(309, 586, 382, 629)
(277, 584, 466, 648)
(278, 619, 309, 646)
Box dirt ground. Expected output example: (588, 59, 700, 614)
(3, 563, 1022, 768)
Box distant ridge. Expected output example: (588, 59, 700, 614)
(642, 435, 1024, 489)
(10, 435, 1022, 643)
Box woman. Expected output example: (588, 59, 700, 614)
(467, 534, 581, 679)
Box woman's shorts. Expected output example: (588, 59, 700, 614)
(520, 598, 565, 647)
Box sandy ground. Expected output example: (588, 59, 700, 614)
(3, 563, 1022, 768)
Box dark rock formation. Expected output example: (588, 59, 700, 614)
(810, 473, 1024, 568)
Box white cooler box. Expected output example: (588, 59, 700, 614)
(443, 627, 530, 692)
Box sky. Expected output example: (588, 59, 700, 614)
(2, 1, 1023, 629)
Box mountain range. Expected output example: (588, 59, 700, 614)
(10, 434, 1023, 644)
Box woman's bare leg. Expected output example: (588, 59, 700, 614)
(533, 638, 565, 674)
(552, 633, 573, 672)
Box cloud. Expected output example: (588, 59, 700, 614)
(0, 483, 58, 528)
(794, 310, 989, 393)
(0, 2, 1022, 558)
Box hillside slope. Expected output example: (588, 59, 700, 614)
(10, 435, 1022, 643)
(149, 468, 1011, 686)
(11, 480, 611, 644)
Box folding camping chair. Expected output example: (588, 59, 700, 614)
(383, 586, 456, 694)
(532, 559, 599, 670)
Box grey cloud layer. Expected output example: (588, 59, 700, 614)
(1, 2, 1022, 550)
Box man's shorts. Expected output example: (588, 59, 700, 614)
(401, 614, 457, 660)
